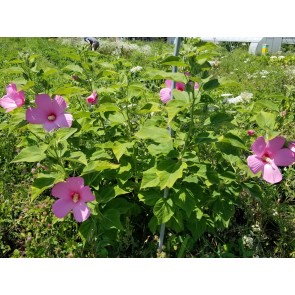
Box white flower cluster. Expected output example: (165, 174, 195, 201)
(270, 55, 285, 60)
(130, 66, 143, 73)
(223, 92, 253, 104)
(99, 39, 152, 57)
(242, 235, 254, 249)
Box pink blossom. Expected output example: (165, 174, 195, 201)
(247, 136, 294, 184)
(288, 141, 295, 153)
(26, 94, 73, 132)
(160, 88, 172, 104)
(281, 110, 287, 117)
(86, 91, 98, 104)
(194, 82, 199, 89)
(247, 130, 255, 136)
(0, 83, 25, 112)
(288, 141, 295, 161)
(51, 177, 95, 222)
(165, 79, 185, 91)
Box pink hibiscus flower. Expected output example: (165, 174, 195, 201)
(86, 91, 98, 104)
(0, 83, 25, 112)
(160, 88, 172, 104)
(26, 94, 73, 132)
(247, 136, 294, 184)
(51, 177, 96, 222)
(165, 79, 185, 91)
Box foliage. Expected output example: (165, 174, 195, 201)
(0, 37, 294, 258)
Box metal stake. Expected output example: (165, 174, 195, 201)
(158, 37, 182, 253)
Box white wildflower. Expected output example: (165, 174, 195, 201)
(226, 96, 243, 104)
(130, 66, 143, 73)
(240, 92, 253, 102)
(278, 56, 285, 60)
(242, 236, 254, 249)
(260, 70, 269, 76)
(270, 56, 277, 59)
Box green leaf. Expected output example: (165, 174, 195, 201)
(63, 64, 84, 74)
(147, 140, 174, 156)
(156, 160, 187, 190)
(55, 128, 77, 141)
(11, 146, 46, 163)
(218, 133, 247, 150)
(135, 126, 171, 143)
(213, 198, 235, 228)
(97, 103, 120, 113)
(138, 189, 161, 206)
(98, 185, 129, 203)
(141, 167, 160, 189)
(112, 141, 134, 161)
(54, 86, 87, 95)
(100, 209, 124, 230)
(171, 89, 190, 103)
(204, 112, 233, 126)
(166, 210, 184, 233)
(160, 56, 188, 67)
(64, 151, 87, 165)
(79, 218, 95, 244)
(139, 102, 162, 114)
(153, 198, 174, 224)
(203, 79, 220, 90)
(255, 100, 279, 112)
(82, 160, 119, 175)
(31, 172, 65, 201)
(174, 187, 197, 218)
(255, 111, 276, 130)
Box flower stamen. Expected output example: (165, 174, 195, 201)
(47, 114, 56, 121)
(72, 193, 80, 203)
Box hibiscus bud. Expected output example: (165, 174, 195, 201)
(86, 91, 98, 104)
(247, 130, 255, 136)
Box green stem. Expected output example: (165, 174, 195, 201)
(181, 89, 199, 157)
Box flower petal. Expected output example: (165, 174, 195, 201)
(247, 155, 264, 174)
(54, 113, 73, 128)
(160, 88, 172, 104)
(66, 177, 84, 192)
(73, 202, 91, 222)
(52, 198, 74, 218)
(6, 83, 17, 96)
(80, 186, 96, 202)
(52, 95, 67, 115)
(52, 182, 71, 199)
(267, 136, 285, 154)
(273, 148, 294, 166)
(35, 94, 53, 112)
(0, 96, 17, 112)
(26, 107, 47, 124)
(262, 163, 282, 184)
(165, 80, 172, 88)
(176, 82, 185, 91)
(44, 120, 58, 132)
(251, 136, 266, 157)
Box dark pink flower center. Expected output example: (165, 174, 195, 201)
(47, 113, 56, 121)
(262, 151, 273, 163)
(71, 192, 80, 203)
